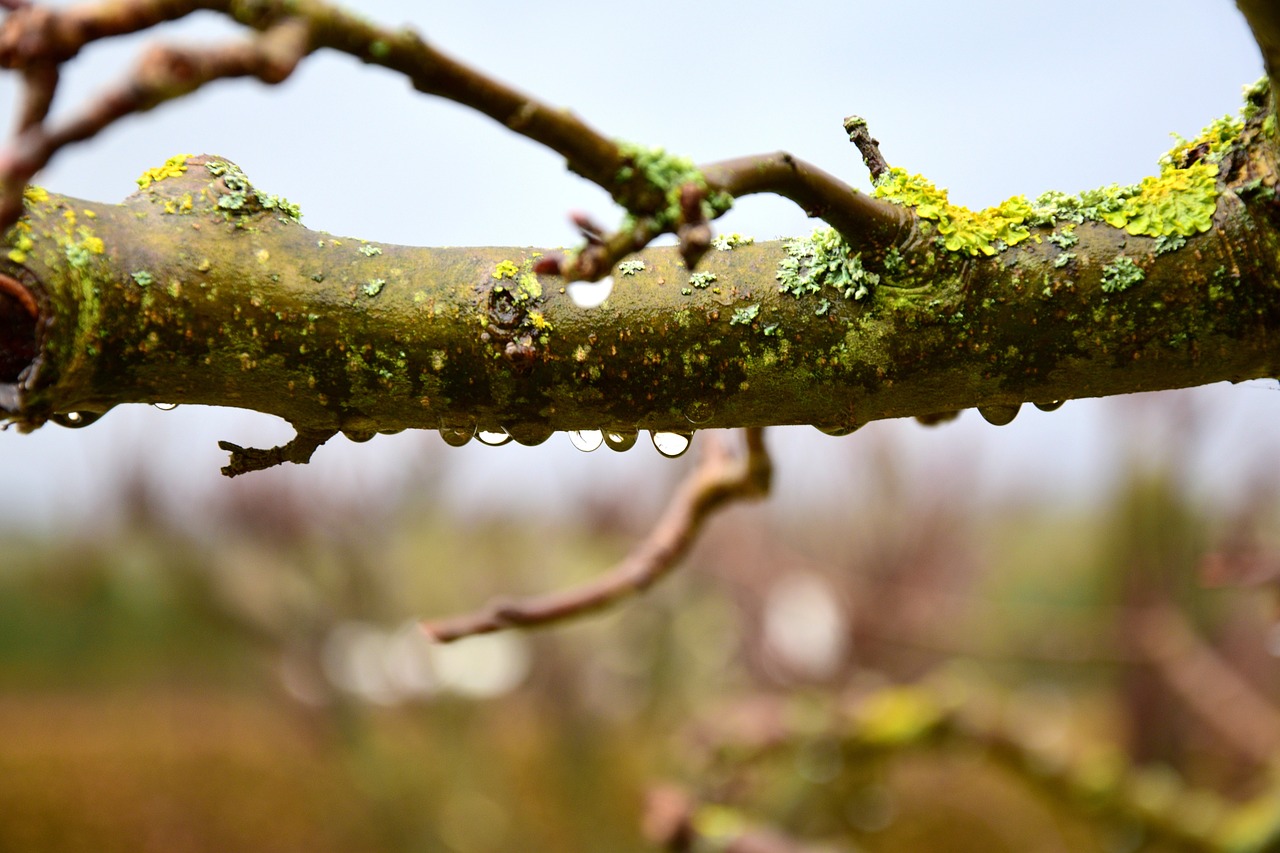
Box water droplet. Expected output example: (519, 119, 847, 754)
(684, 401, 715, 425)
(603, 428, 637, 452)
(439, 426, 475, 447)
(508, 423, 553, 446)
(1034, 400, 1065, 412)
(477, 428, 513, 447)
(569, 429, 603, 452)
(343, 429, 376, 443)
(815, 423, 862, 437)
(52, 411, 103, 429)
(977, 403, 1021, 426)
(152, 402, 178, 411)
(915, 410, 960, 427)
(567, 275, 614, 308)
(651, 430, 693, 458)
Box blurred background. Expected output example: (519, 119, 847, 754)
(4, 1, 1280, 850)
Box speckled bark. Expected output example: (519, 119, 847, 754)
(3, 135, 1280, 446)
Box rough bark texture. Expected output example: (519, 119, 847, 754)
(2, 116, 1280, 449)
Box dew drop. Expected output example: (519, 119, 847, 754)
(1034, 400, 1065, 412)
(603, 428, 638, 452)
(439, 425, 475, 447)
(815, 423, 862, 437)
(52, 411, 103, 429)
(684, 401, 715, 425)
(343, 429, 376, 443)
(915, 410, 960, 427)
(651, 430, 693, 458)
(508, 423, 553, 446)
(567, 275, 614, 308)
(152, 402, 178, 411)
(977, 403, 1021, 426)
(477, 428, 513, 447)
(569, 429, 603, 452)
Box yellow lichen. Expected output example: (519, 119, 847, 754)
(22, 186, 49, 205)
(136, 154, 193, 189)
(493, 260, 520, 280)
(874, 168, 1034, 256)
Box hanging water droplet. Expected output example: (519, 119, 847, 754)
(439, 425, 475, 447)
(477, 428, 513, 447)
(603, 428, 638, 452)
(915, 410, 961, 427)
(815, 423, 862, 437)
(651, 431, 693, 458)
(1034, 400, 1065, 412)
(152, 402, 178, 411)
(977, 403, 1021, 426)
(52, 411, 103, 429)
(508, 423, 553, 446)
(567, 275, 614, 308)
(343, 429, 376, 443)
(684, 401, 715, 425)
(569, 429, 603, 452)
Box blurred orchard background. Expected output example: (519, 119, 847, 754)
(4, 1, 1280, 850)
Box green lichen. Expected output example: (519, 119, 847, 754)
(359, 244, 382, 257)
(614, 141, 732, 226)
(131, 270, 154, 287)
(1046, 229, 1078, 250)
(689, 271, 717, 289)
(206, 161, 302, 223)
(1100, 256, 1144, 293)
(136, 154, 192, 189)
(617, 259, 646, 276)
(363, 278, 386, 297)
(1052, 252, 1075, 269)
(777, 228, 879, 301)
(729, 303, 760, 326)
(873, 105, 1246, 258)
(1153, 233, 1187, 255)
(711, 232, 754, 251)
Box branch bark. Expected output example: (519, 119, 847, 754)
(3, 139, 1280, 457)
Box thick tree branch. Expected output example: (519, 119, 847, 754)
(421, 428, 771, 641)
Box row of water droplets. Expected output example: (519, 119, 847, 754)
(439, 425, 694, 458)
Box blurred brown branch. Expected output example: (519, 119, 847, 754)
(422, 428, 771, 642)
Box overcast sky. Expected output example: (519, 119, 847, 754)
(0, 1, 1272, 530)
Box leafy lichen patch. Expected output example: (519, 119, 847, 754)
(777, 228, 879, 301)
(1100, 256, 1144, 293)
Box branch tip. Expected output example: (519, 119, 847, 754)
(843, 114, 889, 182)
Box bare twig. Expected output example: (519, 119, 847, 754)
(421, 428, 772, 642)
(0, 14, 312, 229)
(702, 152, 910, 252)
(1, 0, 914, 274)
(218, 427, 337, 477)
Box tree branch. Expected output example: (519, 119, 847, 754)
(421, 427, 771, 641)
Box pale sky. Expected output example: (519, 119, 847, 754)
(0, 1, 1272, 530)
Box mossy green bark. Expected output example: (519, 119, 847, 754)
(3, 145, 1280, 445)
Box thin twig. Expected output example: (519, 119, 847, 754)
(702, 152, 910, 252)
(421, 428, 772, 642)
(0, 12, 312, 229)
(843, 115, 889, 181)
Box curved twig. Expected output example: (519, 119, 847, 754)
(702, 152, 911, 252)
(421, 428, 772, 642)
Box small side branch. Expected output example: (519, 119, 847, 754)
(421, 428, 772, 642)
(702, 152, 910, 252)
(843, 115, 889, 181)
(218, 427, 337, 477)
